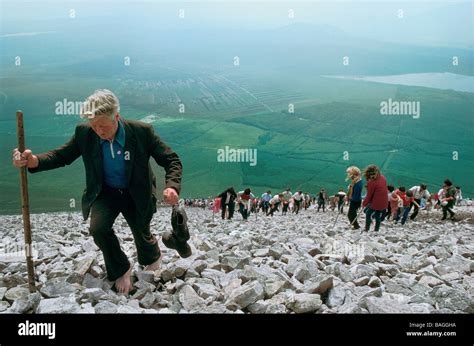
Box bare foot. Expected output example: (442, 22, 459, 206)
(144, 256, 162, 272)
(115, 266, 132, 295)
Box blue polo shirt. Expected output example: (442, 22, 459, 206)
(100, 120, 128, 189)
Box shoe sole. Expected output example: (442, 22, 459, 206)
(162, 234, 192, 258)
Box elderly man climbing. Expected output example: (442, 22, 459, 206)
(12, 89, 190, 294)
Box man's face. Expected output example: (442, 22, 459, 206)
(89, 114, 118, 140)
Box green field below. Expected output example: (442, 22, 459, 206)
(1, 64, 473, 214)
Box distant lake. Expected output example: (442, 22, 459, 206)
(323, 73, 474, 93)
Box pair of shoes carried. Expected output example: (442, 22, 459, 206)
(162, 232, 192, 258)
(162, 205, 192, 258)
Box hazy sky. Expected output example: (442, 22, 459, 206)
(1, 0, 473, 48)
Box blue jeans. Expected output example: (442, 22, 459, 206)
(365, 207, 382, 232)
(396, 206, 410, 225)
(239, 203, 249, 220)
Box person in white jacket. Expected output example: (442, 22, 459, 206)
(267, 194, 283, 216)
(409, 184, 430, 220)
(281, 188, 292, 215)
(455, 187, 463, 206)
(292, 191, 304, 214)
(435, 188, 445, 209)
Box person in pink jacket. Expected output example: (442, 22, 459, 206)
(390, 190, 402, 220)
(362, 165, 388, 232)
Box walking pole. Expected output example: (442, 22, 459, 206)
(212, 198, 215, 222)
(16, 111, 36, 292)
(255, 202, 258, 222)
(350, 207, 365, 226)
(331, 210, 341, 229)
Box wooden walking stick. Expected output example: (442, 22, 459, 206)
(16, 111, 36, 292)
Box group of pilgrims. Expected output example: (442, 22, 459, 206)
(213, 164, 464, 232)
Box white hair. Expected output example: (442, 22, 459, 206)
(80, 89, 120, 119)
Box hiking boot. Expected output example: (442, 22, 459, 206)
(162, 231, 192, 258)
(441, 216, 447, 220)
(171, 205, 190, 242)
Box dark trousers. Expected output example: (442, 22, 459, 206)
(294, 200, 301, 214)
(337, 200, 344, 213)
(381, 203, 391, 221)
(317, 200, 325, 212)
(442, 202, 455, 219)
(221, 203, 235, 219)
(261, 201, 269, 214)
(365, 207, 382, 232)
(89, 186, 160, 281)
(239, 203, 249, 219)
(282, 201, 289, 214)
(267, 202, 280, 216)
(348, 200, 361, 229)
(395, 206, 411, 225)
(410, 199, 421, 220)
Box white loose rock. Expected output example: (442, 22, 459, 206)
(225, 281, 264, 310)
(37, 296, 81, 314)
(178, 285, 206, 312)
(94, 301, 118, 314)
(288, 293, 322, 313)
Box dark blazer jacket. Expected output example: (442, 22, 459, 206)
(28, 118, 182, 220)
(218, 190, 237, 208)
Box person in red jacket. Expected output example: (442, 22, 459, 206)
(362, 165, 388, 232)
(395, 189, 420, 225)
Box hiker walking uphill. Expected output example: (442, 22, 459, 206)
(346, 166, 363, 230)
(362, 165, 388, 232)
(237, 188, 255, 220)
(409, 184, 430, 221)
(292, 191, 304, 214)
(329, 195, 337, 211)
(434, 187, 445, 209)
(441, 179, 457, 221)
(267, 194, 283, 216)
(317, 189, 328, 212)
(217, 187, 237, 220)
(381, 185, 395, 221)
(303, 192, 311, 210)
(455, 186, 463, 206)
(281, 188, 292, 215)
(395, 188, 419, 225)
(389, 186, 402, 221)
(260, 191, 272, 214)
(336, 189, 346, 214)
(12, 89, 186, 295)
